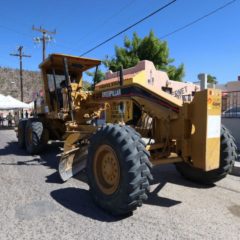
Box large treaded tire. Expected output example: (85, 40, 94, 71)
(25, 118, 49, 155)
(18, 120, 27, 148)
(87, 124, 153, 216)
(175, 125, 237, 184)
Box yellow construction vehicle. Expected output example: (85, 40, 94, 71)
(17, 54, 237, 216)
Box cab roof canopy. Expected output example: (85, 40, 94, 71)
(39, 53, 101, 74)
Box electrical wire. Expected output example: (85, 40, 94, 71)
(160, 0, 238, 39)
(0, 0, 237, 57)
(80, 0, 177, 56)
(0, 24, 31, 38)
(76, 0, 137, 44)
(54, 0, 138, 52)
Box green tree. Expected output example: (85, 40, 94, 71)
(104, 31, 185, 81)
(86, 69, 105, 90)
(207, 74, 217, 84)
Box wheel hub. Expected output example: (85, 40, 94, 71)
(102, 152, 118, 185)
(93, 144, 120, 195)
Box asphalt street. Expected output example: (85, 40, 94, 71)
(0, 129, 240, 240)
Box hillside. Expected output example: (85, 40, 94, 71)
(0, 67, 92, 102)
(0, 67, 42, 102)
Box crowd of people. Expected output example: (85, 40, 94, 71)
(0, 110, 30, 127)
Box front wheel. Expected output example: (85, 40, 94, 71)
(175, 125, 237, 184)
(87, 124, 153, 216)
(25, 119, 49, 154)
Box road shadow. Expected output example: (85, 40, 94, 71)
(146, 182, 182, 207)
(150, 164, 215, 189)
(50, 187, 125, 222)
(0, 141, 30, 157)
(144, 164, 215, 208)
(0, 140, 62, 171)
(0, 137, 79, 185)
(0, 126, 15, 130)
(39, 142, 61, 170)
(0, 158, 42, 166)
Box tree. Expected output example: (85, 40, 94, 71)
(86, 69, 105, 90)
(207, 74, 217, 84)
(104, 31, 185, 81)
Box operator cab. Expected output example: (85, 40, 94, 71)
(38, 53, 101, 115)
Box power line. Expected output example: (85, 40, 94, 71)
(71, 0, 137, 49)
(32, 25, 56, 61)
(53, 0, 140, 53)
(0, 24, 31, 38)
(160, 0, 237, 39)
(80, 0, 177, 56)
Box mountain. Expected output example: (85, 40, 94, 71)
(0, 67, 92, 102)
(0, 67, 42, 102)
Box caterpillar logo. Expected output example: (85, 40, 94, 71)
(102, 89, 121, 98)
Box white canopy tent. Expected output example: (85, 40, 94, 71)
(27, 101, 34, 109)
(0, 94, 30, 110)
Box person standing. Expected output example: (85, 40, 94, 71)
(25, 110, 29, 119)
(0, 113, 3, 126)
(6, 112, 13, 127)
(14, 111, 19, 126)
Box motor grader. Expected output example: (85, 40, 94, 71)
(17, 53, 237, 216)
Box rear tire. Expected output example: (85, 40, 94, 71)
(87, 124, 152, 216)
(18, 120, 27, 148)
(25, 118, 49, 154)
(175, 125, 237, 184)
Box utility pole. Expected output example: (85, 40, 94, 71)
(10, 46, 31, 102)
(32, 25, 56, 61)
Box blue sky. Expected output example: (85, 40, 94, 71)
(0, 0, 239, 83)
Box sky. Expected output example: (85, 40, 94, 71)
(0, 0, 239, 83)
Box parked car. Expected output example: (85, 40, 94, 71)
(222, 106, 240, 118)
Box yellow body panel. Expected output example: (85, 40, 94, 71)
(189, 89, 221, 170)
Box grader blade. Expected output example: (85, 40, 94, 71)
(58, 146, 88, 181)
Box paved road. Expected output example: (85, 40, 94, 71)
(0, 129, 240, 240)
